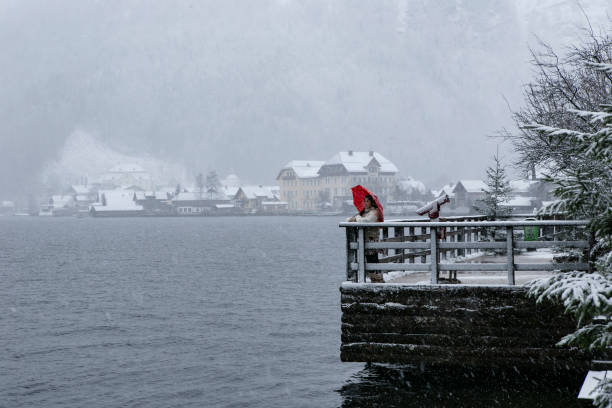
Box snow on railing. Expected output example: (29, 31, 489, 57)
(340, 219, 591, 285)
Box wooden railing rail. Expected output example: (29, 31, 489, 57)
(340, 220, 591, 284)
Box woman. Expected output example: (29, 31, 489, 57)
(347, 195, 384, 283)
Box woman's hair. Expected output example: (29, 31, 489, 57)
(359, 195, 378, 216)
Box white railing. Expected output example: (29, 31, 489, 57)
(340, 219, 591, 284)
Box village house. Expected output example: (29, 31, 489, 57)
(67, 185, 98, 214)
(133, 190, 174, 215)
(277, 151, 399, 212)
(395, 177, 429, 200)
(317, 151, 399, 208)
(260, 200, 289, 214)
(432, 183, 457, 209)
(99, 163, 153, 190)
(171, 191, 231, 216)
(89, 190, 144, 217)
(510, 178, 555, 202)
(452, 180, 487, 211)
(500, 196, 539, 214)
(222, 185, 240, 199)
(39, 195, 77, 216)
(509, 179, 539, 197)
(276, 160, 325, 211)
(234, 185, 286, 214)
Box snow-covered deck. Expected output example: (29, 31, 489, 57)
(386, 249, 563, 285)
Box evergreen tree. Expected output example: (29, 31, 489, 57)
(473, 151, 513, 219)
(206, 171, 221, 200)
(195, 173, 204, 199)
(525, 63, 612, 407)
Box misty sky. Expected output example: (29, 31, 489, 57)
(1, 0, 610, 197)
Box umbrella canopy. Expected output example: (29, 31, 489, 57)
(351, 185, 384, 221)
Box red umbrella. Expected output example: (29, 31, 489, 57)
(351, 185, 384, 221)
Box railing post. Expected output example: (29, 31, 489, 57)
(346, 227, 352, 281)
(357, 227, 366, 283)
(381, 227, 388, 259)
(395, 227, 406, 263)
(450, 225, 456, 259)
(408, 226, 415, 264)
(506, 226, 515, 285)
(466, 222, 472, 256)
(430, 226, 438, 284)
(421, 227, 427, 264)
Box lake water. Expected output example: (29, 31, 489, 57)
(0, 217, 584, 407)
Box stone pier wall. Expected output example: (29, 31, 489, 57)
(340, 283, 592, 369)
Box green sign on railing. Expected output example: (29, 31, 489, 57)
(524, 226, 539, 241)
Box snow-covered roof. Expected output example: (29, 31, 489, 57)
(279, 160, 325, 179)
(71, 185, 92, 194)
(239, 185, 279, 200)
(92, 190, 143, 211)
(108, 163, 146, 173)
(398, 177, 427, 194)
(455, 180, 486, 193)
(510, 179, 538, 193)
(215, 204, 235, 209)
(500, 196, 535, 207)
(322, 151, 398, 174)
(144, 191, 170, 200)
(433, 183, 456, 198)
(222, 186, 240, 199)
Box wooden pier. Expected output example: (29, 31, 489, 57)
(339, 217, 596, 368)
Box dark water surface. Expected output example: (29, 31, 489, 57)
(1, 217, 583, 407)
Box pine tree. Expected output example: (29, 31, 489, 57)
(474, 151, 513, 219)
(525, 63, 612, 407)
(206, 171, 221, 200)
(195, 173, 204, 199)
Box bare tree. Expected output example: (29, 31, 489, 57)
(503, 31, 612, 177)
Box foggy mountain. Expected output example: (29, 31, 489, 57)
(1, 0, 610, 198)
(41, 130, 188, 190)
